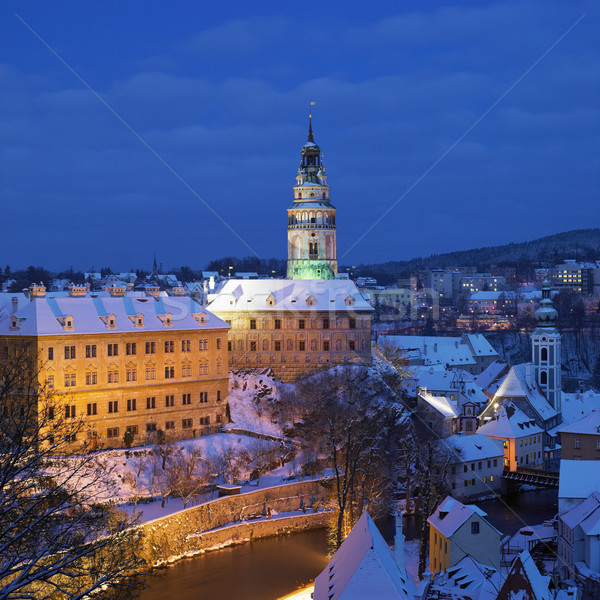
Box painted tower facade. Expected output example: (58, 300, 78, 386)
(287, 119, 337, 280)
(531, 280, 561, 412)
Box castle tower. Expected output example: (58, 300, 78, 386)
(287, 117, 337, 280)
(531, 280, 561, 411)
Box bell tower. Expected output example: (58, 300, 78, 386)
(287, 117, 337, 280)
(531, 280, 561, 412)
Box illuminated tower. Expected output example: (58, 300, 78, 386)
(287, 118, 337, 280)
(531, 280, 561, 412)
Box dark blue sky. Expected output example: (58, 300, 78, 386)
(1, 1, 598, 271)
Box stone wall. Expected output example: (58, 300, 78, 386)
(139, 479, 331, 564)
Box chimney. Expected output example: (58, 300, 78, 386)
(11, 296, 18, 314)
(423, 344, 427, 356)
(394, 510, 407, 580)
(434, 343, 438, 352)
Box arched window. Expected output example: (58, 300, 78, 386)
(309, 242, 318, 259)
(540, 371, 548, 385)
(541, 347, 548, 362)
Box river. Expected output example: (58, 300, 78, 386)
(138, 488, 558, 600)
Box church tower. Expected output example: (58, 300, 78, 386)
(287, 118, 337, 280)
(531, 280, 561, 412)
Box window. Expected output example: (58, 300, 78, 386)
(64, 373, 76, 387)
(146, 423, 157, 433)
(65, 405, 76, 419)
(199, 416, 210, 426)
(298, 319, 305, 330)
(183, 393, 191, 405)
(322, 318, 329, 329)
(146, 397, 156, 409)
(471, 522, 480, 534)
(182, 418, 193, 429)
(87, 403, 97, 416)
(48, 347, 54, 360)
(165, 366, 175, 379)
(349, 318, 356, 330)
(217, 361, 222, 374)
(126, 425, 138, 436)
(127, 398, 137, 412)
(165, 421, 175, 430)
(464, 465, 468, 473)
(126, 369, 137, 382)
(107, 370, 119, 383)
(200, 392, 208, 403)
(182, 363, 192, 377)
(199, 339, 208, 351)
(228, 341, 232, 352)
(107, 343, 118, 357)
(348, 341, 356, 351)
(64, 345, 76, 359)
(541, 347, 548, 361)
(199, 361, 209, 375)
(164, 340, 174, 353)
(274, 341, 281, 351)
(471, 463, 475, 471)
(575, 438, 581, 449)
(108, 400, 118, 414)
(540, 371, 547, 385)
(250, 319, 257, 330)
(250, 341, 257, 352)
(478, 461, 482, 470)
(182, 340, 191, 352)
(126, 342, 137, 356)
(217, 390, 221, 402)
(107, 428, 119, 439)
(165, 395, 175, 407)
(274, 319, 281, 330)
(216, 414, 222, 423)
(85, 344, 97, 358)
(85, 372, 97, 385)
(216, 338, 221, 350)
(323, 341, 330, 351)
(490, 475, 494, 482)
(145, 367, 156, 380)
(145, 341, 156, 354)
(47, 375, 54, 389)
(487, 460, 491, 468)
(298, 341, 305, 351)
(596, 440, 600, 451)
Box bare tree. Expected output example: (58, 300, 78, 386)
(293, 366, 403, 549)
(0, 345, 145, 599)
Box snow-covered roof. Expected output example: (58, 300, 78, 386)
(561, 391, 600, 426)
(428, 496, 498, 539)
(443, 555, 501, 600)
(477, 402, 543, 439)
(474, 360, 509, 392)
(0, 296, 229, 336)
(208, 279, 373, 313)
(0, 293, 29, 322)
(493, 364, 557, 421)
(559, 460, 600, 503)
(418, 390, 458, 418)
(444, 434, 504, 462)
(561, 491, 600, 530)
(469, 291, 517, 301)
(501, 551, 551, 600)
(558, 410, 600, 435)
(313, 511, 412, 600)
(406, 366, 488, 404)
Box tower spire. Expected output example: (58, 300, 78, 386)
(308, 114, 314, 143)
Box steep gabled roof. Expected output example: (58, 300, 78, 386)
(478, 402, 543, 439)
(497, 551, 551, 600)
(313, 512, 412, 600)
(428, 496, 499, 539)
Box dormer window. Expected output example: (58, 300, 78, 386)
(129, 313, 144, 328)
(157, 313, 173, 327)
(306, 294, 316, 306)
(345, 295, 355, 306)
(192, 312, 207, 326)
(57, 315, 74, 331)
(266, 293, 276, 306)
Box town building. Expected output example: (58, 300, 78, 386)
(427, 269, 463, 301)
(558, 411, 600, 461)
(208, 120, 372, 382)
(0, 290, 229, 449)
(460, 274, 506, 293)
(558, 460, 600, 514)
(477, 402, 544, 471)
(377, 334, 498, 375)
(443, 434, 504, 499)
(427, 496, 502, 574)
(313, 511, 414, 600)
(558, 491, 600, 583)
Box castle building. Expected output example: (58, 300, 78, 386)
(208, 119, 372, 382)
(0, 290, 230, 449)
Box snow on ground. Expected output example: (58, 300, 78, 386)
(224, 371, 284, 438)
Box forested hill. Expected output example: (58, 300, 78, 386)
(353, 228, 600, 283)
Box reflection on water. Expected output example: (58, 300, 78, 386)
(139, 528, 329, 600)
(138, 489, 559, 600)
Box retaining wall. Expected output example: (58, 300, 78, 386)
(139, 479, 332, 564)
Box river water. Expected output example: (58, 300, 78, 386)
(138, 488, 558, 600)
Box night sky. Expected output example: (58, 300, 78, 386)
(0, 1, 598, 271)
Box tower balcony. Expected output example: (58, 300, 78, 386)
(288, 223, 336, 230)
